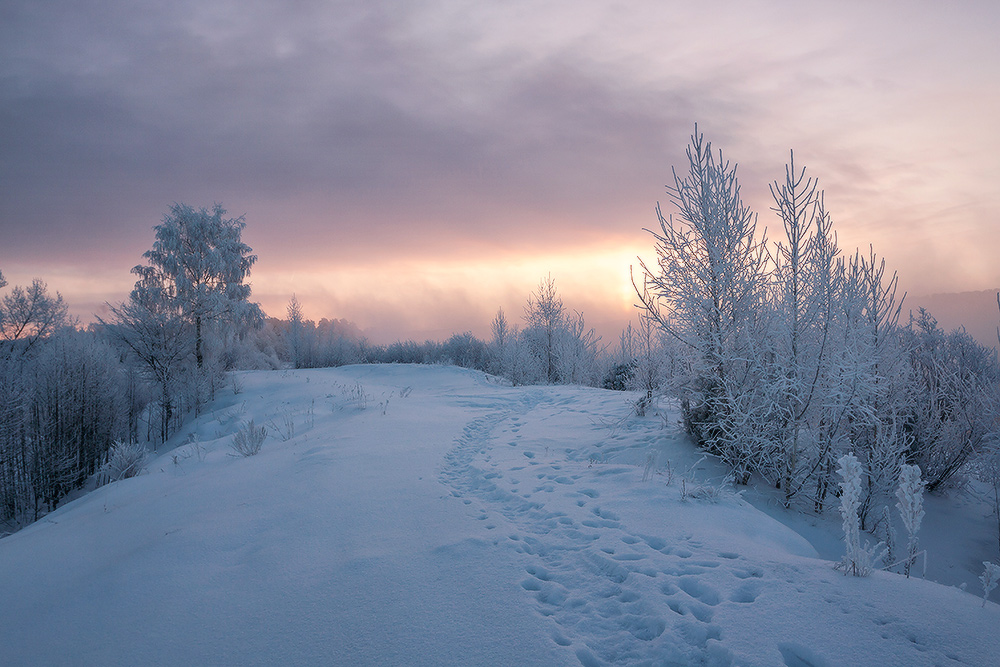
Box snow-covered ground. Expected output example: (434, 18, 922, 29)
(1, 364, 998, 666)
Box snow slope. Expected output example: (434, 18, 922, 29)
(1, 365, 998, 666)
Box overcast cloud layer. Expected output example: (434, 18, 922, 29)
(2, 0, 999, 341)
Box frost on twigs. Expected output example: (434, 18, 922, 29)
(835, 453, 886, 577)
(231, 420, 267, 457)
(97, 440, 148, 486)
(895, 464, 925, 578)
(980, 562, 1000, 607)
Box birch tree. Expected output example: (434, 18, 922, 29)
(769, 153, 843, 505)
(636, 126, 769, 476)
(131, 203, 263, 373)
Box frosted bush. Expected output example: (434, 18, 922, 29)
(836, 453, 886, 577)
(980, 562, 1000, 607)
(97, 440, 147, 486)
(231, 420, 267, 457)
(895, 464, 925, 578)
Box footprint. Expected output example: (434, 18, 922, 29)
(733, 567, 764, 579)
(521, 578, 542, 591)
(618, 590, 640, 603)
(623, 615, 666, 641)
(730, 581, 761, 604)
(613, 553, 647, 562)
(551, 631, 571, 647)
(583, 552, 630, 584)
(678, 576, 721, 606)
(777, 642, 832, 667)
(591, 506, 620, 521)
(678, 619, 721, 648)
(525, 565, 552, 581)
(535, 582, 569, 607)
(641, 535, 668, 551)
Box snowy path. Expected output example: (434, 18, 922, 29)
(436, 378, 1000, 666)
(1, 365, 999, 666)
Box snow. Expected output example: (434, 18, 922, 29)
(1, 364, 999, 665)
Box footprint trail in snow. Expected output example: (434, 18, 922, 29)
(439, 387, 989, 667)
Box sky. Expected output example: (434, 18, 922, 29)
(2, 0, 999, 344)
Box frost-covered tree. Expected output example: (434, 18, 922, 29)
(636, 126, 769, 478)
(488, 307, 511, 378)
(131, 203, 263, 372)
(518, 276, 601, 386)
(849, 249, 909, 526)
(554, 310, 602, 386)
(441, 332, 489, 371)
(102, 293, 192, 443)
(0, 278, 69, 357)
(106, 203, 264, 431)
(287, 294, 306, 369)
(489, 308, 536, 385)
(523, 275, 566, 384)
(903, 310, 999, 491)
(768, 153, 843, 505)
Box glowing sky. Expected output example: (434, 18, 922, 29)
(2, 1, 999, 343)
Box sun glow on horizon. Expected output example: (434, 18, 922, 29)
(250, 242, 651, 344)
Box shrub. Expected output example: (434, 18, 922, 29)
(231, 420, 267, 457)
(97, 440, 147, 486)
(836, 453, 886, 577)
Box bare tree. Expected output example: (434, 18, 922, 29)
(101, 295, 191, 444)
(0, 279, 68, 358)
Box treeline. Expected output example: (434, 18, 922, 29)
(269, 275, 607, 387)
(0, 278, 131, 524)
(635, 129, 1000, 526)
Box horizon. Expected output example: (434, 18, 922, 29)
(3, 1, 999, 344)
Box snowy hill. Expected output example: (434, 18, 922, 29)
(1, 365, 998, 666)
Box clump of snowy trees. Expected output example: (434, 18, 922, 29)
(0, 272, 132, 524)
(637, 128, 1000, 520)
(487, 275, 603, 386)
(0, 204, 267, 529)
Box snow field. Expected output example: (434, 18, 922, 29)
(1, 364, 998, 666)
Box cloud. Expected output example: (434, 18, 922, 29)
(2, 0, 999, 338)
